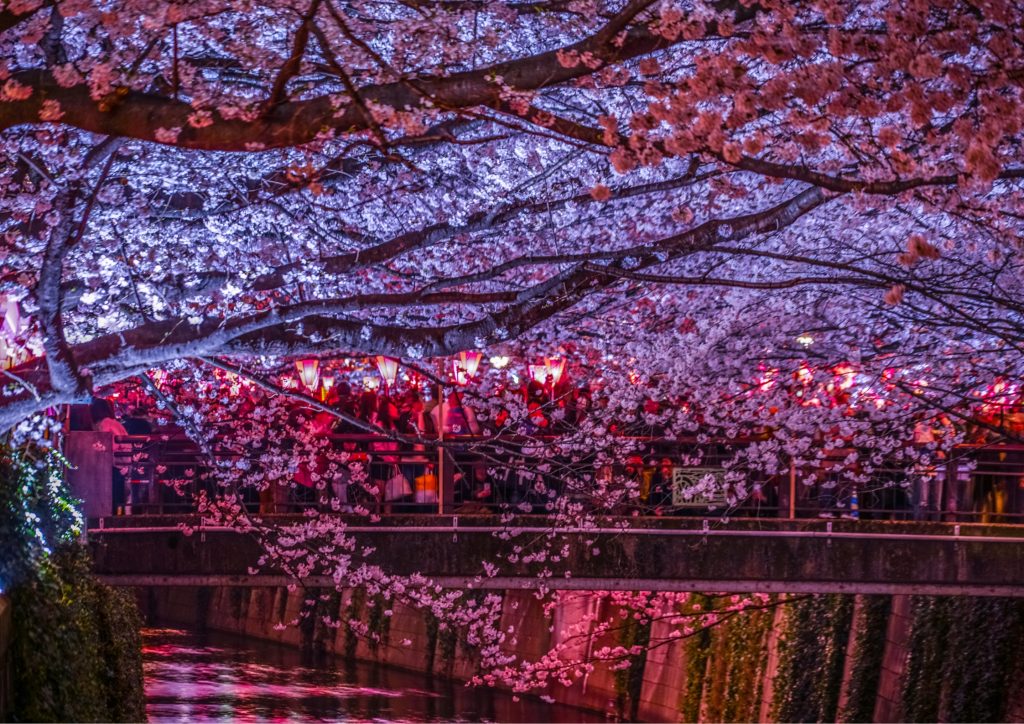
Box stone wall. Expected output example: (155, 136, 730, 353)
(138, 586, 1024, 722)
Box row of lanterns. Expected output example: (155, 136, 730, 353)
(290, 353, 568, 398)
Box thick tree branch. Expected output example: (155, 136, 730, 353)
(0, 20, 678, 149)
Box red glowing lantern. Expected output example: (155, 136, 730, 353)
(375, 356, 399, 393)
(320, 374, 335, 401)
(452, 350, 483, 386)
(1, 295, 21, 337)
(295, 358, 320, 392)
(545, 356, 566, 387)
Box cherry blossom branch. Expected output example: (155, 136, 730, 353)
(36, 140, 120, 395)
(264, 0, 324, 111)
(0, 17, 679, 149)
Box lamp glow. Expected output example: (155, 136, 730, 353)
(295, 358, 320, 391)
(545, 356, 566, 387)
(460, 350, 483, 379)
(453, 350, 483, 386)
(375, 356, 399, 392)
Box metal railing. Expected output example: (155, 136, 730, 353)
(95, 432, 1024, 524)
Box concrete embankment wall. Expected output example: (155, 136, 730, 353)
(138, 586, 1023, 722)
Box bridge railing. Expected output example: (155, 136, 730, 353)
(61, 430, 1024, 524)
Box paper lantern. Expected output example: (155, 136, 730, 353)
(460, 351, 482, 379)
(375, 356, 399, 391)
(545, 356, 566, 387)
(452, 350, 483, 386)
(295, 358, 320, 392)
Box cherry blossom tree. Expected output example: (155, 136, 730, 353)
(2, 0, 1024, 693)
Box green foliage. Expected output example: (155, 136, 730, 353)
(1, 446, 145, 723)
(716, 603, 773, 723)
(900, 596, 950, 722)
(838, 595, 891, 723)
(901, 596, 1024, 722)
(679, 595, 713, 723)
(366, 593, 392, 652)
(95, 585, 147, 722)
(10, 545, 145, 723)
(423, 608, 457, 675)
(424, 608, 440, 672)
(343, 587, 365, 659)
(770, 594, 854, 723)
(676, 595, 773, 723)
(0, 446, 82, 592)
(613, 609, 652, 721)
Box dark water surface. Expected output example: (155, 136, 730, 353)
(143, 628, 602, 722)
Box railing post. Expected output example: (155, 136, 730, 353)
(788, 458, 797, 519)
(944, 456, 959, 522)
(436, 381, 454, 515)
(438, 448, 455, 515)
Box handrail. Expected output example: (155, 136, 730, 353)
(112, 430, 1024, 450)
(87, 523, 1024, 543)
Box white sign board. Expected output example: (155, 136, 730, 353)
(671, 466, 728, 507)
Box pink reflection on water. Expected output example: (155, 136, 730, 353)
(143, 628, 600, 723)
(144, 628, 419, 722)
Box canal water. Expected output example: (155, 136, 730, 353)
(143, 628, 603, 722)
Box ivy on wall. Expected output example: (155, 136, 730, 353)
(900, 596, 950, 722)
(1, 447, 145, 722)
(613, 608, 652, 722)
(838, 595, 891, 723)
(366, 592, 392, 652)
(901, 595, 1024, 722)
(424, 608, 457, 676)
(676, 594, 774, 723)
(716, 601, 773, 723)
(342, 587, 365, 660)
(678, 595, 712, 722)
(770, 594, 854, 723)
(675, 598, 770, 720)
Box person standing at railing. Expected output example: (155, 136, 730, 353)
(395, 390, 429, 511)
(294, 396, 339, 512)
(373, 396, 410, 511)
(649, 457, 674, 515)
(122, 406, 154, 435)
(90, 397, 130, 515)
(431, 391, 480, 436)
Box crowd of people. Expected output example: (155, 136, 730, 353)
(62, 372, 1024, 522)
